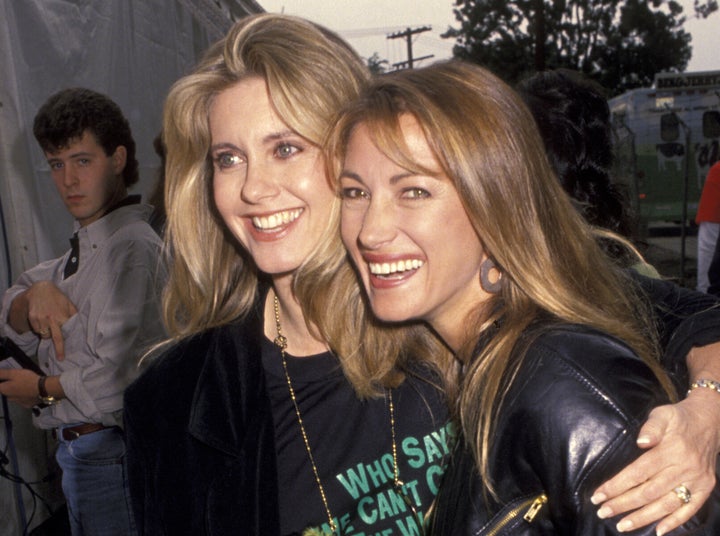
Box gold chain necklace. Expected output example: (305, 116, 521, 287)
(272, 295, 415, 536)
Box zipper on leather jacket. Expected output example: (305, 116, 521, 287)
(486, 493, 548, 535)
(523, 494, 548, 522)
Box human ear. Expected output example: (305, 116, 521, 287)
(112, 146, 127, 175)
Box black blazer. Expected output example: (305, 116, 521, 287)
(124, 296, 280, 535)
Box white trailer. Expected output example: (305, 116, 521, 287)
(610, 70, 720, 225)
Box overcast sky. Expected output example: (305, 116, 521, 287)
(259, 0, 718, 75)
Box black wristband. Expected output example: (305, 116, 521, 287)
(38, 375, 49, 398)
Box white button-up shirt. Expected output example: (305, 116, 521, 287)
(1, 203, 166, 428)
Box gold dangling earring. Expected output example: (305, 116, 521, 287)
(480, 257, 502, 293)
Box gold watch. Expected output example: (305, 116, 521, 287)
(37, 375, 57, 406)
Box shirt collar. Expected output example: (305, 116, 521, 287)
(73, 198, 152, 246)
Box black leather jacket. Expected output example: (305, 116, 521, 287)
(429, 324, 719, 535)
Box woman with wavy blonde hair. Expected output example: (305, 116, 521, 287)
(157, 11, 443, 395)
(124, 14, 450, 536)
(333, 60, 720, 534)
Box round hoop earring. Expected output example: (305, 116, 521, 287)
(480, 258, 502, 293)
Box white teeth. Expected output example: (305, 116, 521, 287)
(368, 259, 424, 275)
(252, 209, 302, 230)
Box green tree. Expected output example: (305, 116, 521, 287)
(366, 52, 389, 74)
(444, 0, 718, 94)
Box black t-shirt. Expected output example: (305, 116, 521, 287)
(261, 338, 451, 536)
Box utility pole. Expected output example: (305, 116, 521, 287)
(387, 26, 433, 70)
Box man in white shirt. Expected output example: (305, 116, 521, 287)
(0, 88, 165, 535)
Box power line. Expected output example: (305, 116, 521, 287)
(339, 26, 413, 38)
(387, 26, 434, 69)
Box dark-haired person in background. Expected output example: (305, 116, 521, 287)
(0, 88, 165, 535)
(517, 68, 660, 276)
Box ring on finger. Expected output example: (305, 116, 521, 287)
(673, 484, 691, 505)
(39, 328, 49, 337)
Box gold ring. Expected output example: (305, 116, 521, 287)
(673, 485, 691, 505)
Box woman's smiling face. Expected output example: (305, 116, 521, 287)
(210, 76, 336, 277)
(339, 115, 491, 347)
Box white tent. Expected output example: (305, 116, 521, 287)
(0, 1, 262, 533)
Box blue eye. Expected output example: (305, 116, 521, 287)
(214, 153, 242, 169)
(276, 143, 300, 159)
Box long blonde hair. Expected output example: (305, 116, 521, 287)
(161, 13, 446, 395)
(328, 60, 676, 489)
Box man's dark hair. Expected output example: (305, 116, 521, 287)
(33, 87, 139, 187)
(517, 70, 631, 238)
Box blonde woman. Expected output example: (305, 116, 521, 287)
(123, 14, 449, 535)
(333, 61, 720, 534)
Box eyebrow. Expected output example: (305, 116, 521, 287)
(209, 142, 238, 153)
(47, 151, 94, 162)
(339, 170, 416, 185)
(263, 129, 297, 144)
(339, 170, 363, 183)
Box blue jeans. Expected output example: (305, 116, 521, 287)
(55, 425, 137, 536)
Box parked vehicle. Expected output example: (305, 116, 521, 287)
(610, 71, 720, 227)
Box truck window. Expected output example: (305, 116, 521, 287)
(703, 111, 720, 138)
(661, 113, 680, 142)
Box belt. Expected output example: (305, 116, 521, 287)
(55, 423, 111, 441)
